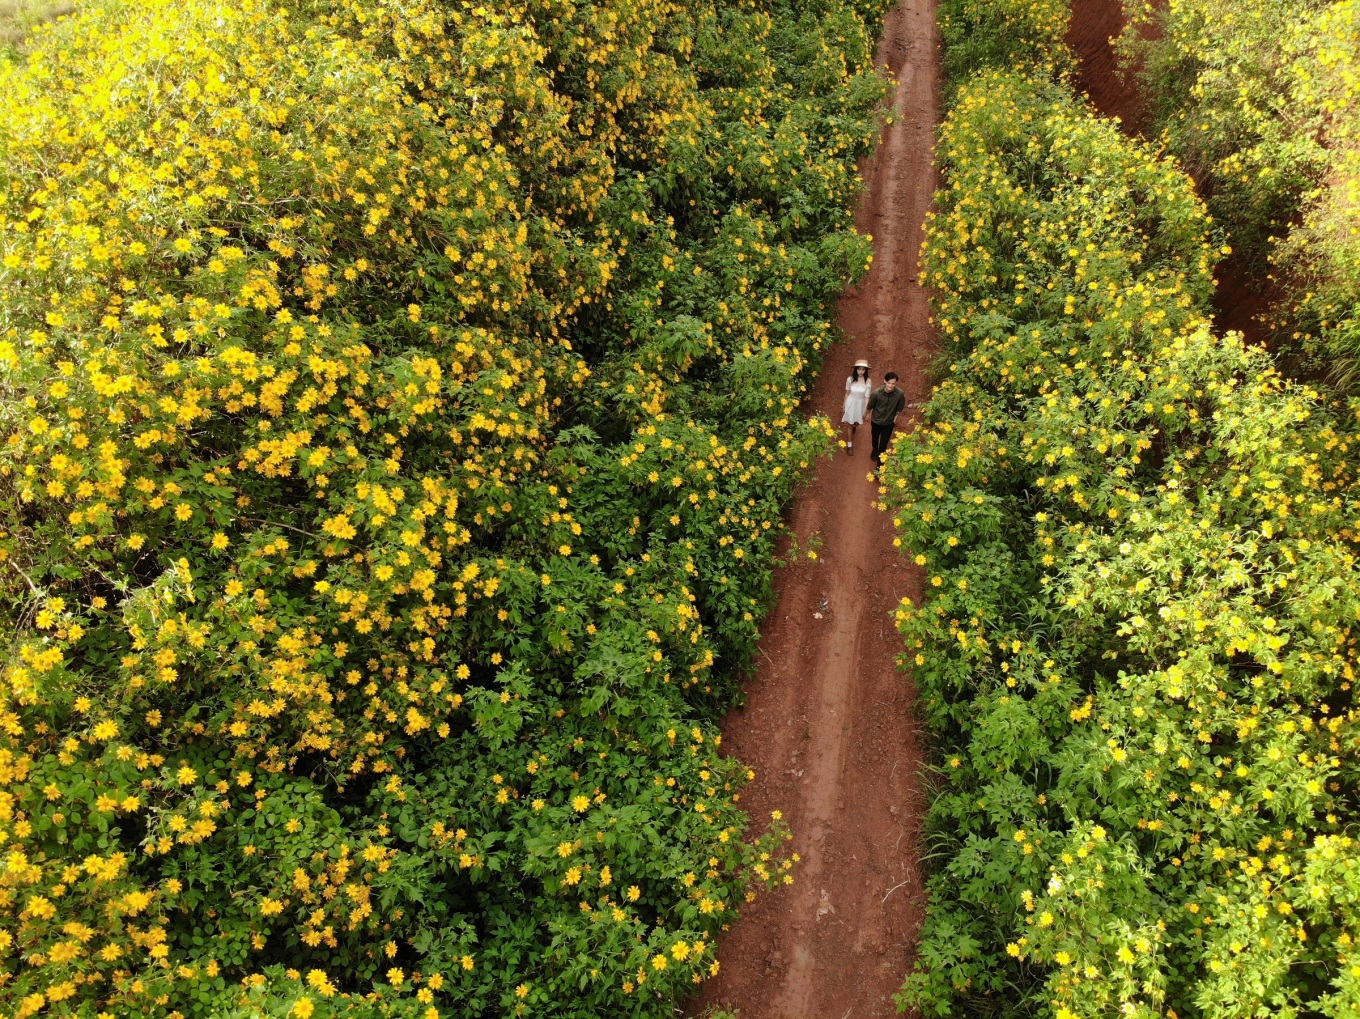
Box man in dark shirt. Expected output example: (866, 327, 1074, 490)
(866, 371, 907, 468)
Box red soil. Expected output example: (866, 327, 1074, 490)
(692, 0, 939, 1015)
(1211, 251, 1277, 349)
(1067, 0, 1147, 134)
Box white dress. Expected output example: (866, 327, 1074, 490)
(842, 376, 871, 424)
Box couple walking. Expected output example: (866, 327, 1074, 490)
(841, 359, 905, 467)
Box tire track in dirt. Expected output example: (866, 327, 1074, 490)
(694, 1, 938, 1015)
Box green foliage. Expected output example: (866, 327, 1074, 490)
(889, 67, 1360, 1019)
(0, 0, 892, 1015)
(936, 0, 1072, 99)
(1272, 1, 1360, 386)
(1117, 0, 1333, 266)
(1119, 0, 1360, 382)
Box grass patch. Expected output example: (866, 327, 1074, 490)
(0, 0, 76, 47)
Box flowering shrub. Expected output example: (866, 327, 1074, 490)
(0, 0, 892, 1015)
(1119, 0, 1360, 381)
(889, 67, 1360, 1018)
(1270, 1, 1360, 383)
(1116, 0, 1333, 262)
(936, 0, 1071, 96)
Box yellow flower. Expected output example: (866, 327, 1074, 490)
(91, 720, 118, 741)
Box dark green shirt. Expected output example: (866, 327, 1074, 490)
(867, 385, 906, 426)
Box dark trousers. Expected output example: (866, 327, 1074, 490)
(871, 422, 895, 464)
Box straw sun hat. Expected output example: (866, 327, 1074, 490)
(853, 358, 870, 368)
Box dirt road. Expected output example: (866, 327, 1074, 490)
(695, 1, 938, 1015)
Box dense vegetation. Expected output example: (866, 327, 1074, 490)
(1118, 0, 1360, 381)
(891, 0, 1360, 1015)
(0, 0, 892, 1015)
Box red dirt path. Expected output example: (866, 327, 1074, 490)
(693, 1, 939, 1015)
(1067, 0, 1147, 134)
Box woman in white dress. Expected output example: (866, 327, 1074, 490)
(842, 359, 872, 455)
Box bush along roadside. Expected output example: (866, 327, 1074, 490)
(888, 67, 1360, 1018)
(1116, 0, 1360, 385)
(935, 0, 1071, 97)
(0, 0, 892, 1015)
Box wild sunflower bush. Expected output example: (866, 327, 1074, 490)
(1118, 0, 1360, 382)
(890, 67, 1360, 1019)
(1116, 0, 1336, 265)
(935, 0, 1070, 97)
(0, 0, 893, 1015)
